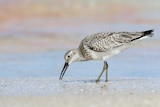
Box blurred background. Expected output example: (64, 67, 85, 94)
(0, 0, 160, 78)
(0, 0, 159, 53)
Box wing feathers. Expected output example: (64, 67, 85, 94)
(83, 30, 153, 52)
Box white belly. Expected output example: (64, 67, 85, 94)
(92, 42, 135, 61)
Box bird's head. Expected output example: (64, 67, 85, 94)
(59, 49, 80, 80)
(64, 50, 80, 65)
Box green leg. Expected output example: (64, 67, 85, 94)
(105, 62, 108, 82)
(96, 61, 108, 82)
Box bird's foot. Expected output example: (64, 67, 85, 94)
(95, 80, 100, 82)
(105, 80, 108, 82)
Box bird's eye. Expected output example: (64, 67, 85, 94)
(68, 55, 70, 58)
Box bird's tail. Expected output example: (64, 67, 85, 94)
(130, 29, 154, 42)
(142, 29, 154, 37)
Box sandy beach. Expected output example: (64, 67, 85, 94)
(0, 77, 160, 107)
(1, 94, 160, 107)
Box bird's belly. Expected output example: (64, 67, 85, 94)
(104, 43, 134, 60)
(92, 43, 134, 60)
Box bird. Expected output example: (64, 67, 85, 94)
(59, 29, 154, 82)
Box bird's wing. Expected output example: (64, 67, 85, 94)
(87, 32, 143, 52)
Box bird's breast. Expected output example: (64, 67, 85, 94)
(79, 43, 94, 60)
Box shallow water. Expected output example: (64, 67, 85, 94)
(0, 46, 159, 79)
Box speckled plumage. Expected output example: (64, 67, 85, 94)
(59, 30, 154, 81)
(78, 30, 153, 61)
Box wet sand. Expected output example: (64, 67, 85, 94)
(0, 94, 160, 107)
(0, 78, 160, 107)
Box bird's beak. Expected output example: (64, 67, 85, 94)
(59, 62, 69, 80)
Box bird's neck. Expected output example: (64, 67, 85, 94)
(76, 49, 87, 62)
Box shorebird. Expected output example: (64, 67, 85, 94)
(59, 29, 154, 82)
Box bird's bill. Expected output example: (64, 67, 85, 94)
(59, 62, 69, 80)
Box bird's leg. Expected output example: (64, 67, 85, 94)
(105, 61, 108, 82)
(96, 61, 108, 82)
